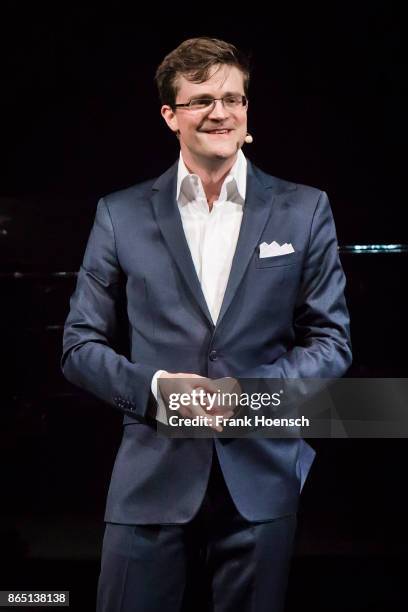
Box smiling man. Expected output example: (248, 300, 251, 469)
(62, 37, 352, 611)
(161, 62, 249, 208)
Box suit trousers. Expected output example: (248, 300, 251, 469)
(96, 449, 297, 612)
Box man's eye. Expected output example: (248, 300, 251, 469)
(191, 99, 212, 107)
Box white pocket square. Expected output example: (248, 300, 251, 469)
(259, 241, 295, 258)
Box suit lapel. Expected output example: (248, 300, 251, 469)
(150, 162, 214, 327)
(215, 161, 276, 329)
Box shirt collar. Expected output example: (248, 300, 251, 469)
(176, 148, 247, 206)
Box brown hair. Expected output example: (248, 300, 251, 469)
(155, 37, 250, 108)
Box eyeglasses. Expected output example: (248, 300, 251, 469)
(174, 94, 248, 111)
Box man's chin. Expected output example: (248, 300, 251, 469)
(202, 146, 237, 162)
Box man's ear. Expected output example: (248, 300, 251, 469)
(161, 105, 179, 135)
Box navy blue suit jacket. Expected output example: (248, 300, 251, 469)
(61, 158, 352, 523)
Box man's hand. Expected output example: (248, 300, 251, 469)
(158, 373, 235, 432)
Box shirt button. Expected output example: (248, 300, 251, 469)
(209, 350, 218, 361)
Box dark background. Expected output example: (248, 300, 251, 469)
(0, 3, 407, 611)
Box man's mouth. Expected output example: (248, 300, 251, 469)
(202, 129, 232, 135)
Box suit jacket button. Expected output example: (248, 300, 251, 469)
(209, 350, 218, 361)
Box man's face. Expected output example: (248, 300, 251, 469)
(161, 64, 248, 167)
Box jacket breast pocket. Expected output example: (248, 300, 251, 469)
(255, 250, 302, 269)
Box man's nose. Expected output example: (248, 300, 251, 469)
(207, 99, 229, 118)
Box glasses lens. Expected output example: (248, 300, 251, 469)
(223, 95, 243, 107)
(189, 98, 214, 110)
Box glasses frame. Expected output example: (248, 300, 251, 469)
(173, 94, 248, 111)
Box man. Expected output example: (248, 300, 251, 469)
(62, 37, 352, 612)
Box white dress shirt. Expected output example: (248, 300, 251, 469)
(151, 149, 247, 421)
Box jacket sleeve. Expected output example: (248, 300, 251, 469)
(242, 190, 352, 380)
(61, 197, 157, 420)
